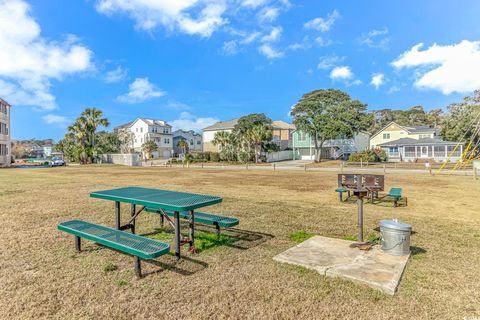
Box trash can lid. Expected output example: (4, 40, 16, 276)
(379, 219, 412, 231)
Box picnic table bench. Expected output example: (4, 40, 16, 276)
(144, 208, 239, 236)
(58, 220, 170, 277)
(384, 187, 406, 207)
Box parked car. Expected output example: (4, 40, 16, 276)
(50, 157, 66, 166)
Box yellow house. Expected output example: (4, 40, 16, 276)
(370, 121, 463, 162)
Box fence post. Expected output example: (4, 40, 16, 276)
(340, 161, 344, 173)
(246, 163, 249, 170)
(360, 159, 363, 168)
(474, 167, 478, 180)
(201, 163, 204, 169)
(383, 164, 386, 174)
(304, 164, 307, 172)
(273, 163, 276, 171)
(182, 161, 185, 168)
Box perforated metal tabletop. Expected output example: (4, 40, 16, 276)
(90, 187, 222, 211)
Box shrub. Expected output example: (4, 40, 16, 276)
(348, 148, 387, 162)
(210, 152, 220, 162)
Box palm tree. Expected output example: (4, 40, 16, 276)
(141, 140, 158, 160)
(212, 131, 231, 150)
(177, 140, 189, 155)
(246, 124, 272, 163)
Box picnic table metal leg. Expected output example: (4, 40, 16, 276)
(75, 236, 81, 252)
(214, 223, 220, 239)
(339, 192, 343, 202)
(160, 214, 164, 228)
(134, 257, 142, 278)
(189, 210, 195, 250)
(174, 211, 181, 260)
(115, 201, 121, 230)
(131, 204, 136, 234)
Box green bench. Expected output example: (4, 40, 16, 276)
(385, 187, 407, 207)
(144, 208, 239, 236)
(335, 187, 351, 202)
(58, 220, 170, 278)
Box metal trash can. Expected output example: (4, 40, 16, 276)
(379, 219, 412, 256)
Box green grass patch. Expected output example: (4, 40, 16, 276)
(116, 279, 129, 286)
(194, 232, 238, 251)
(148, 229, 174, 241)
(289, 231, 316, 243)
(342, 235, 357, 241)
(103, 262, 117, 272)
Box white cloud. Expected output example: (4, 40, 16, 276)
(0, 0, 93, 110)
(304, 10, 340, 32)
(169, 111, 219, 132)
(95, 0, 227, 38)
(259, 44, 284, 59)
(370, 73, 385, 89)
(388, 85, 401, 94)
(241, 31, 261, 44)
(258, 6, 280, 22)
(165, 100, 191, 110)
(117, 78, 165, 103)
(261, 26, 282, 42)
(104, 66, 128, 83)
(359, 27, 389, 50)
(42, 114, 71, 127)
(392, 40, 480, 94)
(330, 66, 353, 81)
(317, 55, 344, 70)
(221, 40, 239, 55)
(314, 36, 332, 47)
(241, 0, 269, 8)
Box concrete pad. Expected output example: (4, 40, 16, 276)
(273, 236, 409, 295)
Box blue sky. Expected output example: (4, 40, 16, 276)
(2, 0, 480, 140)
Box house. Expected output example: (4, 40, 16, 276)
(370, 121, 464, 162)
(202, 118, 295, 152)
(292, 131, 371, 160)
(202, 118, 239, 152)
(173, 130, 203, 156)
(0, 98, 11, 167)
(115, 118, 173, 158)
(272, 121, 295, 150)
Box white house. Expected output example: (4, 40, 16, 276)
(115, 118, 173, 158)
(371, 121, 464, 162)
(0, 98, 11, 167)
(173, 130, 202, 155)
(202, 118, 239, 152)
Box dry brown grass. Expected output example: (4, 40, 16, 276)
(0, 165, 479, 319)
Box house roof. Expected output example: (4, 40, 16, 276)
(173, 129, 201, 137)
(0, 97, 11, 106)
(115, 118, 171, 130)
(203, 118, 239, 131)
(378, 137, 463, 147)
(371, 121, 439, 139)
(272, 120, 295, 130)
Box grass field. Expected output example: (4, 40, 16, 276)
(1, 165, 479, 319)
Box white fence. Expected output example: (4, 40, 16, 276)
(100, 153, 141, 166)
(266, 150, 293, 163)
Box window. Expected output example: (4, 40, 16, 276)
(140, 127, 143, 133)
(190, 139, 193, 145)
(136, 128, 138, 132)
(298, 132, 307, 141)
(164, 138, 170, 144)
(197, 140, 201, 145)
(383, 133, 390, 139)
(0, 144, 7, 155)
(0, 122, 7, 135)
(141, 138, 143, 143)
(419, 134, 431, 139)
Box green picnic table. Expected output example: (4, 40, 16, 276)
(90, 187, 223, 260)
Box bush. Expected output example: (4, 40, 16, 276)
(210, 152, 220, 162)
(348, 148, 387, 162)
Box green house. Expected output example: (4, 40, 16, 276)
(292, 130, 371, 160)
